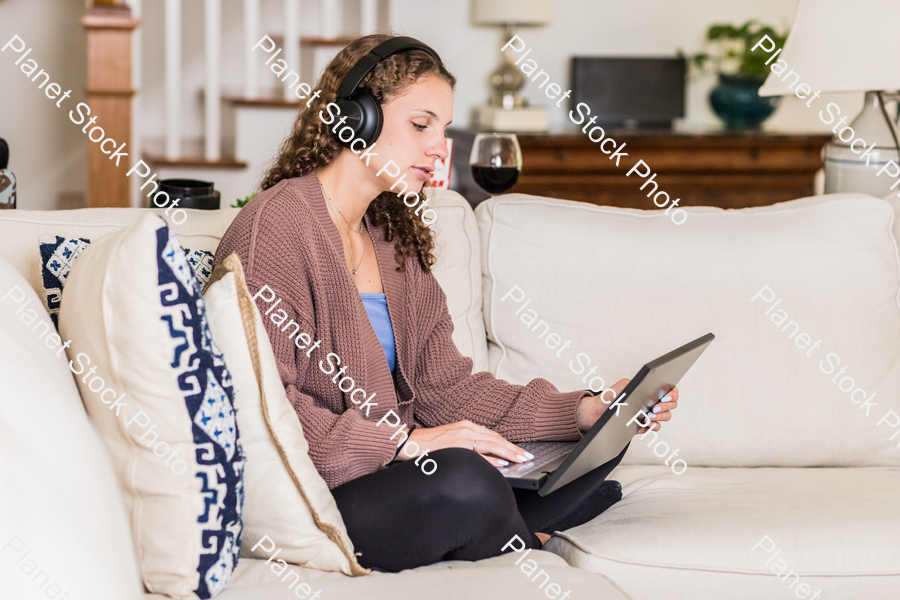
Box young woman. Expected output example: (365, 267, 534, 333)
(213, 33, 679, 572)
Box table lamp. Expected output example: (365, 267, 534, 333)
(471, 0, 551, 132)
(758, 0, 900, 197)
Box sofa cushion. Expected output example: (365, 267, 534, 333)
(545, 465, 900, 600)
(477, 194, 900, 468)
(145, 551, 634, 600)
(203, 257, 365, 576)
(59, 214, 245, 599)
(0, 189, 487, 369)
(0, 254, 145, 600)
(428, 190, 489, 372)
(0, 207, 238, 299)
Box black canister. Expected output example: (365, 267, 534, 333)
(158, 179, 221, 210)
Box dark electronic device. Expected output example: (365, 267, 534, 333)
(570, 57, 686, 130)
(502, 333, 714, 496)
(334, 37, 443, 149)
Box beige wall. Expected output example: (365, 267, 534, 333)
(1, 0, 88, 211)
(390, 0, 862, 133)
(3, 0, 863, 211)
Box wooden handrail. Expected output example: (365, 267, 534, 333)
(81, 3, 140, 207)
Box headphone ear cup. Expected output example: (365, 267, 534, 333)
(334, 90, 383, 149)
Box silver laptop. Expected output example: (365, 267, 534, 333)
(502, 333, 714, 496)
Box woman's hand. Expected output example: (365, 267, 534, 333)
(575, 378, 630, 432)
(397, 420, 534, 468)
(575, 380, 679, 435)
(635, 387, 678, 435)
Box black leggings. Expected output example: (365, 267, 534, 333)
(332, 444, 628, 572)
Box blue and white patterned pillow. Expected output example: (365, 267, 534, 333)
(155, 225, 244, 598)
(39, 236, 90, 327)
(56, 215, 247, 599)
(40, 235, 214, 328)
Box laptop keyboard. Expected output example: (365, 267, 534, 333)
(500, 441, 577, 478)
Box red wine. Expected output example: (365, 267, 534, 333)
(471, 165, 520, 194)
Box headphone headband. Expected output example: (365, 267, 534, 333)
(337, 36, 442, 99)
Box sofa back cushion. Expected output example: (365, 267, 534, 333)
(0, 207, 238, 297)
(0, 189, 487, 370)
(477, 193, 900, 468)
(429, 190, 489, 373)
(0, 255, 144, 600)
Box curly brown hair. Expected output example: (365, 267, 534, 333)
(260, 34, 456, 273)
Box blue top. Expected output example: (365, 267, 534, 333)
(360, 293, 396, 373)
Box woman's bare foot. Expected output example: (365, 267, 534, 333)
(535, 532, 551, 547)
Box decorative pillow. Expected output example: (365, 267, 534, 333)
(0, 254, 145, 600)
(58, 214, 244, 599)
(203, 255, 367, 577)
(40, 234, 213, 327)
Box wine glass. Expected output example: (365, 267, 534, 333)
(469, 133, 522, 196)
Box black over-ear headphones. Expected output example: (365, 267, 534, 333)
(334, 36, 442, 150)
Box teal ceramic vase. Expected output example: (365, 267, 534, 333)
(709, 73, 780, 130)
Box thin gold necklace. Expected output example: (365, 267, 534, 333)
(319, 179, 367, 275)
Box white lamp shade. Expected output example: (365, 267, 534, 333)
(471, 0, 551, 25)
(759, 0, 900, 96)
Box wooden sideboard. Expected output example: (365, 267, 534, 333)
(507, 131, 831, 210)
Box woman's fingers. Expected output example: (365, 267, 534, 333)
(461, 422, 530, 459)
(636, 421, 661, 435)
(612, 378, 631, 393)
(473, 438, 533, 464)
(653, 399, 677, 413)
(648, 409, 672, 423)
(648, 401, 676, 424)
(648, 385, 678, 424)
(480, 429, 528, 457)
(484, 456, 513, 468)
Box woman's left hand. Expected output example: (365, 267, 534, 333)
(575, 380, 679, 435)
(634, 386, 678, 435)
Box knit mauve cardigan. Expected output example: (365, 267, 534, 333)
(213, 172, 588, 488)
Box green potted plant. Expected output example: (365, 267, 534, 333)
(232, 193, 257, 208)
(686, 20, 789, 130)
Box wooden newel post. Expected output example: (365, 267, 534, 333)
(81, 2, 140, 207)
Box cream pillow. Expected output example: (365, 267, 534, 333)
(203, 255, 367, 576)
(59, 213, 245, 599)
(0, 255, 145, 600)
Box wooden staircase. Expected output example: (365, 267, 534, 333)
(85, 0, 389, 208)
(81, 3, 139, 208)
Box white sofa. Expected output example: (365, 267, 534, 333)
(0, 192, 628, 600)
(2, 188, 899, 600)
(476, 192, 900, 600)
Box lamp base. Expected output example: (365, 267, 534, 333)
(472, 105, 549, 132)
(824, 144, 899, 197)
(824, 91, 900, 197)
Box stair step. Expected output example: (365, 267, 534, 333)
(225, 96, 301, 108)
(268, 34, 356, 46)
(144, 153, 248, 169)
(301, 36, 357, 46)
